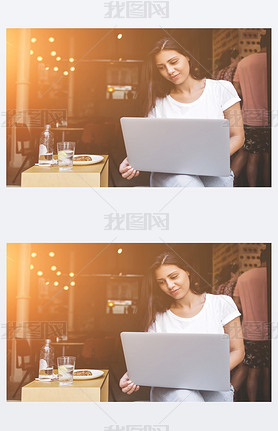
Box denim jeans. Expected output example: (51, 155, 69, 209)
(150, 385, 234, 402)
(150, 170, 234, 187)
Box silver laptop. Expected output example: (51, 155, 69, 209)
(120, 117, 230, 177)
(120, 332, 230, 391)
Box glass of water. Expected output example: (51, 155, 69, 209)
(57, 142, 75, 171)
(57, 356, 76, 385)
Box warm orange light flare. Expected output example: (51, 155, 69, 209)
(31, 37, 37, 43)
(45, 281, 50, 285)
(63, 285, 69, 291)
(107, 301, 115, 307)
(117, 248, 123, 254)
(56, 271, 61, 276)
(54, 281, 59, 286)
(63, 71, 69, 76)
(51, 265, 57, 271)
(37, 271, 43, 276)
(50, 51, 56, 56)
(49, 37, 55, 43)
(107, 87, 114, 93)
(69, 57, 74, 63)
(49, 252, 55, 257)
(69, 272, 74, 277)
(31, 252, 37, 258)
(53, 66, 59, 71)
(70, 281, 75, 286)
(30, 49, 34, 55)
(45, 66, 50, 71)
(70, 67, 75, 72)
(117, 33, 123, 39)
(30, 264, 34, 270)
(56, 56, 61, 61)
(37, 56, 43, 62)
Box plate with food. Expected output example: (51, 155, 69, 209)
(73, 155, 104, 165)
(73, 369, 104, 380)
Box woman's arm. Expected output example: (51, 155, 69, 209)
(224, 102, 245, 156)
(224, 316, 245, 370)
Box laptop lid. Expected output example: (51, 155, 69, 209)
(120, 332, 230, 391)
(120, 117, 230, 177)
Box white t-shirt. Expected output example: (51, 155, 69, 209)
(148, 293, 240, 334)
(148, 79, 240, 120)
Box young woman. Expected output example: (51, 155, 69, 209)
(119, 38, 245, 187)
(119, 251, 245, 402)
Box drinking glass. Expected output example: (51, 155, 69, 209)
(57, 356, 76, 385)
(57, 142, 75, 171)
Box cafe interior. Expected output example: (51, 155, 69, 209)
(7, 243, 271, 402)
(6, 28, 270, 187)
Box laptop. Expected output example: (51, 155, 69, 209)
(120, 117, 230, 177)
(120, 332, 230, 391)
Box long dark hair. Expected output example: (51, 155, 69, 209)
(137, 37, 206, 117)
(136, 251, 205, 331)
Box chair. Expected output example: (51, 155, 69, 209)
(12, 123, 37, 184)
(12, 338, 37, 399)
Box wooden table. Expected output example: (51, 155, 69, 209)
(21, 155, 109, 187)
(21, 370, 109, 402)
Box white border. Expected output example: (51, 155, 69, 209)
(1, 0, 278, 430)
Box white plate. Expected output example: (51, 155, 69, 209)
(73, 369, 104, 380)
(73, 155, 104, 165)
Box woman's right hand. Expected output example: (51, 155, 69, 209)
(119, 372, 140, 394)
(119, 157, 140, 180)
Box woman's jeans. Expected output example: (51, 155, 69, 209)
(150, 385, 234, 402)
(150, 171, 234, 187)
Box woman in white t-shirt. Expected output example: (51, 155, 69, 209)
(119, 251, 245, 402)
(119, 38, 244, 187)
